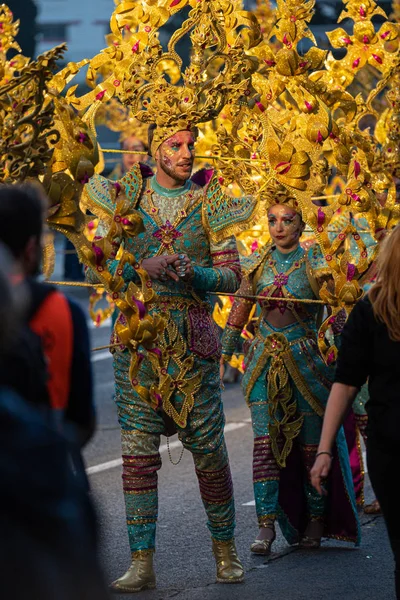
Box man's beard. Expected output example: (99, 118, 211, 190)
(159, 154, 192, 183)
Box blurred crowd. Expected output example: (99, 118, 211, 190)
(0, 184, 109, 600)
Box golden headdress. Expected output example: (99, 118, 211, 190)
(58, 1, 262, 157)
(0, 5, 66, 184)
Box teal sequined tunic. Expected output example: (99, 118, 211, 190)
(221, 244, 360, 545)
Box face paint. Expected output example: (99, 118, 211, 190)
(156, 130, 195, 185)
(267, 204, 304, 252)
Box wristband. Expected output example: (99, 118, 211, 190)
(316, 451, 333, 459)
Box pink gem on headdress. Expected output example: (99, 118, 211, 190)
(342, 37, 352, 45)
(381, 31, 390, 40)
(251, 240, 259, 253)
(256, 101, 266, 112)
(96, 90, 106, 100)
(305, 101, 313, 112)
(132, 41, 139, 53)
(264, 59, 276, 67)
(359, 5, 366, 17)
(363, 35, 369, 44)
(352, 57, 361, 68)
(170, 0, 182, 6)
(317, 208, 325, 228)
(372, 54, 383, 64)
(354, 160, 361, 178)
(316, 130, 324, 144)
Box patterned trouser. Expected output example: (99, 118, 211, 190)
(249, 378, 326, 527)
(113, 351, 236, 553)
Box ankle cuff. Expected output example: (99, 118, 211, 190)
(132, 549, 155, 559)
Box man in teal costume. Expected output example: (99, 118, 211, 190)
(86, 123, 257, 592)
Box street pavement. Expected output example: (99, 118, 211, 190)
(58, 282, 395, 600)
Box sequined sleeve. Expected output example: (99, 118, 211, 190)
(85, 240, 139, 286)
(221, 277, 254, 361)
(191, 236, 241, 293)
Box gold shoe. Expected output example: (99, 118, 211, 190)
(250, 530, 276, 555)
(110, 550, 156, 594)
(364, 499, 381, 515)
(212, 539, 244, 584)
(299, 535, 321, 549)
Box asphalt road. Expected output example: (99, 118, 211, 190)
(62, 285, 395, 600)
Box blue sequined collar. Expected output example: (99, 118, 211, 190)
(150, 176, 191, 198)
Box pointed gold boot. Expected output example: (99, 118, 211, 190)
(110, 550, 156, 594)
(212, 539, 244, 584)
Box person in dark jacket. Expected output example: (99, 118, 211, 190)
(311, 225, 400, 600)
(0, 242, 109, 600)
(0, 183, 95, 446)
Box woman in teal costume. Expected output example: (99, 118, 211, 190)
(221, 199, 360, 554)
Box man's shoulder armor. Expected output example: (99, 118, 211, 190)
(203, 173, 259, 243)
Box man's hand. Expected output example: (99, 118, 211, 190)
(170, 253, 194, 282)
(141, 255, 180, 282)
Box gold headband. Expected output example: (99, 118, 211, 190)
(150, 121, 194, 157)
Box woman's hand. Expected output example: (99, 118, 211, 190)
(141, 256, 180, 282)
(170, 253, 194, 282)
(220, 356, 225, 381)
(310, 454, 332, 496)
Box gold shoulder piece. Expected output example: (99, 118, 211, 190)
(202, 174, 262, 243)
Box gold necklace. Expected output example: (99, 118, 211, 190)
(143, 180, 199, 254)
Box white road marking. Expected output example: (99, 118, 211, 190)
(363, 450, 368, 473)
(242, 500, 255, 506)
(87, 421, 249, 476)
(91, 350, 112, 363)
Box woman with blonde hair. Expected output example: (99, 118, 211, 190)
(311, 224, 400, 600)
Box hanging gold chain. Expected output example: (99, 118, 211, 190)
(167, 436, 185, 466)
